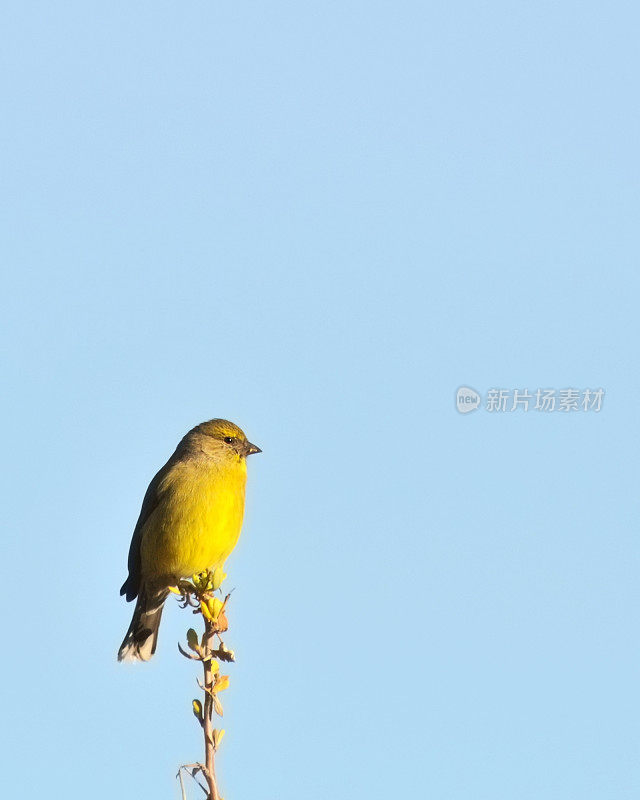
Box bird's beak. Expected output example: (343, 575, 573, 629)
(245, 442, 262, 456)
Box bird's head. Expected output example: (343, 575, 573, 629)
(184, 419, 261, 462)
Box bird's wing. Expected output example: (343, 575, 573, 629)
(120, 460, 173, 601)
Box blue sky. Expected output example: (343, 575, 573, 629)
(2, 2, 639, 798)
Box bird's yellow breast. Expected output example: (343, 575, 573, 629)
(140, 456, 247, 583)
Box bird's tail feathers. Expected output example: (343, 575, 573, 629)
(117, 587, 169, 662)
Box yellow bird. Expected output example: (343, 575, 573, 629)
(118, 419, 261, 662)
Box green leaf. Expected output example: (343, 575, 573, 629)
(211, 567, 227, 591)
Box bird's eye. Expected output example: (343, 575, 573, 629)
(224, 436, 236, 444)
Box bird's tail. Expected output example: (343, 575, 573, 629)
(118, 586, 169, 662)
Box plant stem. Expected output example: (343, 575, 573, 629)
(202, 618, 219, 800)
